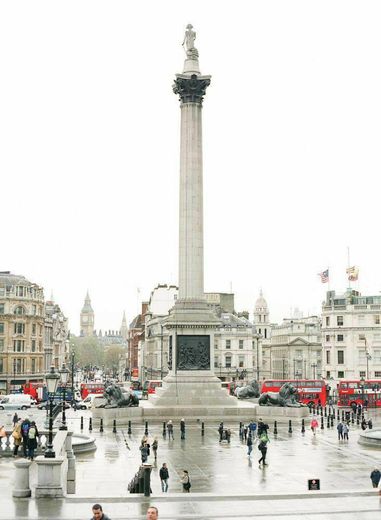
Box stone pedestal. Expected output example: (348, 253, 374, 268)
(13, 459, 32, 498)
(35, 456, 65, 498)
(65, 431, 76, 494)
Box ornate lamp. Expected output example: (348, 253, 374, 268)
(44, 366, 60, 458)
(59, 363, 70, 430)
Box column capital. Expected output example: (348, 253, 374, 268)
(173, 74, 211, 105)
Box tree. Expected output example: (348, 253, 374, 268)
(70, 336, 105, 368)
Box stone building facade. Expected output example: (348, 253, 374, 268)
(270, 316, 322, 380)
(253, 291, 272, 380)
(0, 272, 68, 394)
(321, 289, 381, 383)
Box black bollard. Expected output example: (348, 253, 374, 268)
(128, 420, 132, 435)
(341, 410, 345, 421)
(162, 422, 166, 437)
(326, 416, 330, 429)
(89, 417, 92, 431)
(312, 405, 316, 415)
(288, 420, 292, 434)
(309, 404, 312, 414)
(80, 416, 84, 430)
(145, 421, 148, 436)
(337, 409, 340, 421)
(273, 420, 278, 435)
(143, 465, 152, 497)
(321, 416, 324, 430)
(324, 407, 327, 417)
(100, 418, 103, 433)
(201, 422, 205, 436)
(113, 419, 117, 433)
(301, 419, 305, 434)
(356, 414, 360, 425)
(351, 412, 354, 424)
(330, 415, 334, 428)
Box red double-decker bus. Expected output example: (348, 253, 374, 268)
(261, 380, 327, 406)
(80, 382, 104, 399)
(337, 380, 381, 408)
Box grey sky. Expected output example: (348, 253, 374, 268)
(1, 1, 381, 334)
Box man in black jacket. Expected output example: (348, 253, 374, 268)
(90, 504, 111, 520)
(159, 463, 169, 492)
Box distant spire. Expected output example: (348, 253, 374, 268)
(121, 310, 128, 340)
(50, 290, 55, 302)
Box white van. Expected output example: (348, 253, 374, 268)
(77, 393, 105, 410)
(0, 394, 33, 410)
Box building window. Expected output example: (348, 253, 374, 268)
(252, 341, 255, 349)
(225, 340, 231, 349)
(325, 335, 330, 342)
(0, 303, 4, 314)
(359, 371, 366, 378)
(264, 329, 267, 339)
(238, 356, 245, 368)
(32, 324, 36, 335)
(337, 350, 344, 364)
(0, 338, 3, 351)
(0, 288, 5, 297)
(14, 323, 25, 335)
(14, 306, 25, 315)
(373, 350, 381, 363)
(326, 370, 330, 378)
(32, 305, 37, 315)
(13, 340, 25, 352)
(225, 356, 232, 368)
(325, 317, 330, 326)
(326, 351, 330, 364)
(374, 315, 380, 325)
(337, 371, 344, 378)
(239, 340, 244, 349)
(0, 359, 3, 373)
(0, 322, 4, 334)
(31, 358, 36, 373)
(16, 286, 25, 297)
(337, 334, 344, 342)
(31, 340, 36, 352)
(337, 316, 344, 326)
(375, 371, 381, 378)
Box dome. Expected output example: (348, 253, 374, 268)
(255, 289, 268, 311)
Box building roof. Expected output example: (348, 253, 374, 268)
(255, 289, 268, 311)
(0, 271, 36, 287)
(81, 290, 94, 313)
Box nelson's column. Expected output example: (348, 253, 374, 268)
(150, 26, 254, 417)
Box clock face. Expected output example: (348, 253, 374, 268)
(82, 316, 88, 323)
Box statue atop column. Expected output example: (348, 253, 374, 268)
(182, 24, 199, 60)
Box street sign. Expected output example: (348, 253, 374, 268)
(308, 479, 320, 490)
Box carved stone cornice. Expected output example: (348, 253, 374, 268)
(173, 74, 211, 105)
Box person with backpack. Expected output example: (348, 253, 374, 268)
(20, 418, 30, 457)
(27, 421, 39, 461)
(180, 470, 191, 492)
(258, 432, 269, 467)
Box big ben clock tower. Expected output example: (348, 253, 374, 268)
(80, 291, 94, 337)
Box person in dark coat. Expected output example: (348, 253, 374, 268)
(361, 417, 367, 430)
(27, 421, 39, 460)
(258, 434, 269, 467)
(90, 503, 111, 520)
(180, 418, 186, 440)
(159, 462, 169, 492)
(20, 418, 30, 457)
(257, 418, 269, 437)
(12, 413, 19, 427)
(218, 422, 224, 442)
(247, 433, 253, 457)
(140, 442, 149, 463)
(370, 468, 381, 488)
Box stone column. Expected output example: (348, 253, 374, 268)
(174, 74, 210, 302)
(65, 431, 76, 494)
(35, 456, 64, 498)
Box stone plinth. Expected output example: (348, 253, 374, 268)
(13, 459, 32, 498)
(358, 428, 381, 448)
(255, 405, 310, 422)
(35, 456, 65, 498)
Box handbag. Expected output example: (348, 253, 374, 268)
(12, 430, 21, 440)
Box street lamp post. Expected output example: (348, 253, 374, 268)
(44, 366, 60, 458)
(59, 363, 69, 431)
(360, 376, 365, 406)
(71, 349, 75, 399)
(160, 324, 163, 380)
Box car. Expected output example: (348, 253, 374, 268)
(0, 398, 30, 411)
(37, 401, 70, 410)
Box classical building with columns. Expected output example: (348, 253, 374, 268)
(321, 289, 381, 383)
(253, 291, 272, 380)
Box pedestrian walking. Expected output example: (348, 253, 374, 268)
(343, 422, 349, 441)
(311, 418, 319, 435)
(243, 425, 248, 441)
(370, 468, 381, 488)
(12, 420, 22, 457)
(368, 418, 373, 429)
(140, 442, 149, 463)
(257, 418, 269, 437)
(90, 503, 111, 520)
(159, 462, 169, 492)
(239, 423, 244, 441)
(12, 412, 19, 427)
(27, 421, 39, 461)
(247, 433, 253, 457)
(152, 437, 158, 461)
(167, 420, 174, 440)
(180, 418, 186, 440)
(248, 420, 257, 436)
(258, 432, 269, 467)
(361, 417, 368, 430)
(337, 421, 344, 440)
(146, 506, 159, 520)
(20, 418, 30, 457)
(180, 469, 191, 492)
(218, 422, 224, 442)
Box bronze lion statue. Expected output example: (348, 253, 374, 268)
(235, 379, 260, 399)
(98, 384, 139, 408)
(258, 382, 306, 407)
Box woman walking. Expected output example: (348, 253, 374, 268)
(12, 420, 22, 457)
(181, 470, 191, 492)
(152, 437, 158, 461)
(310, 418, 319, 436)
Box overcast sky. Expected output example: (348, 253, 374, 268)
(1, 1, 381, 334)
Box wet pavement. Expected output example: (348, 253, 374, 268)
(1, 408, 381, 519)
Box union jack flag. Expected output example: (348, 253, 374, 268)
(318, 269, 329, 283)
